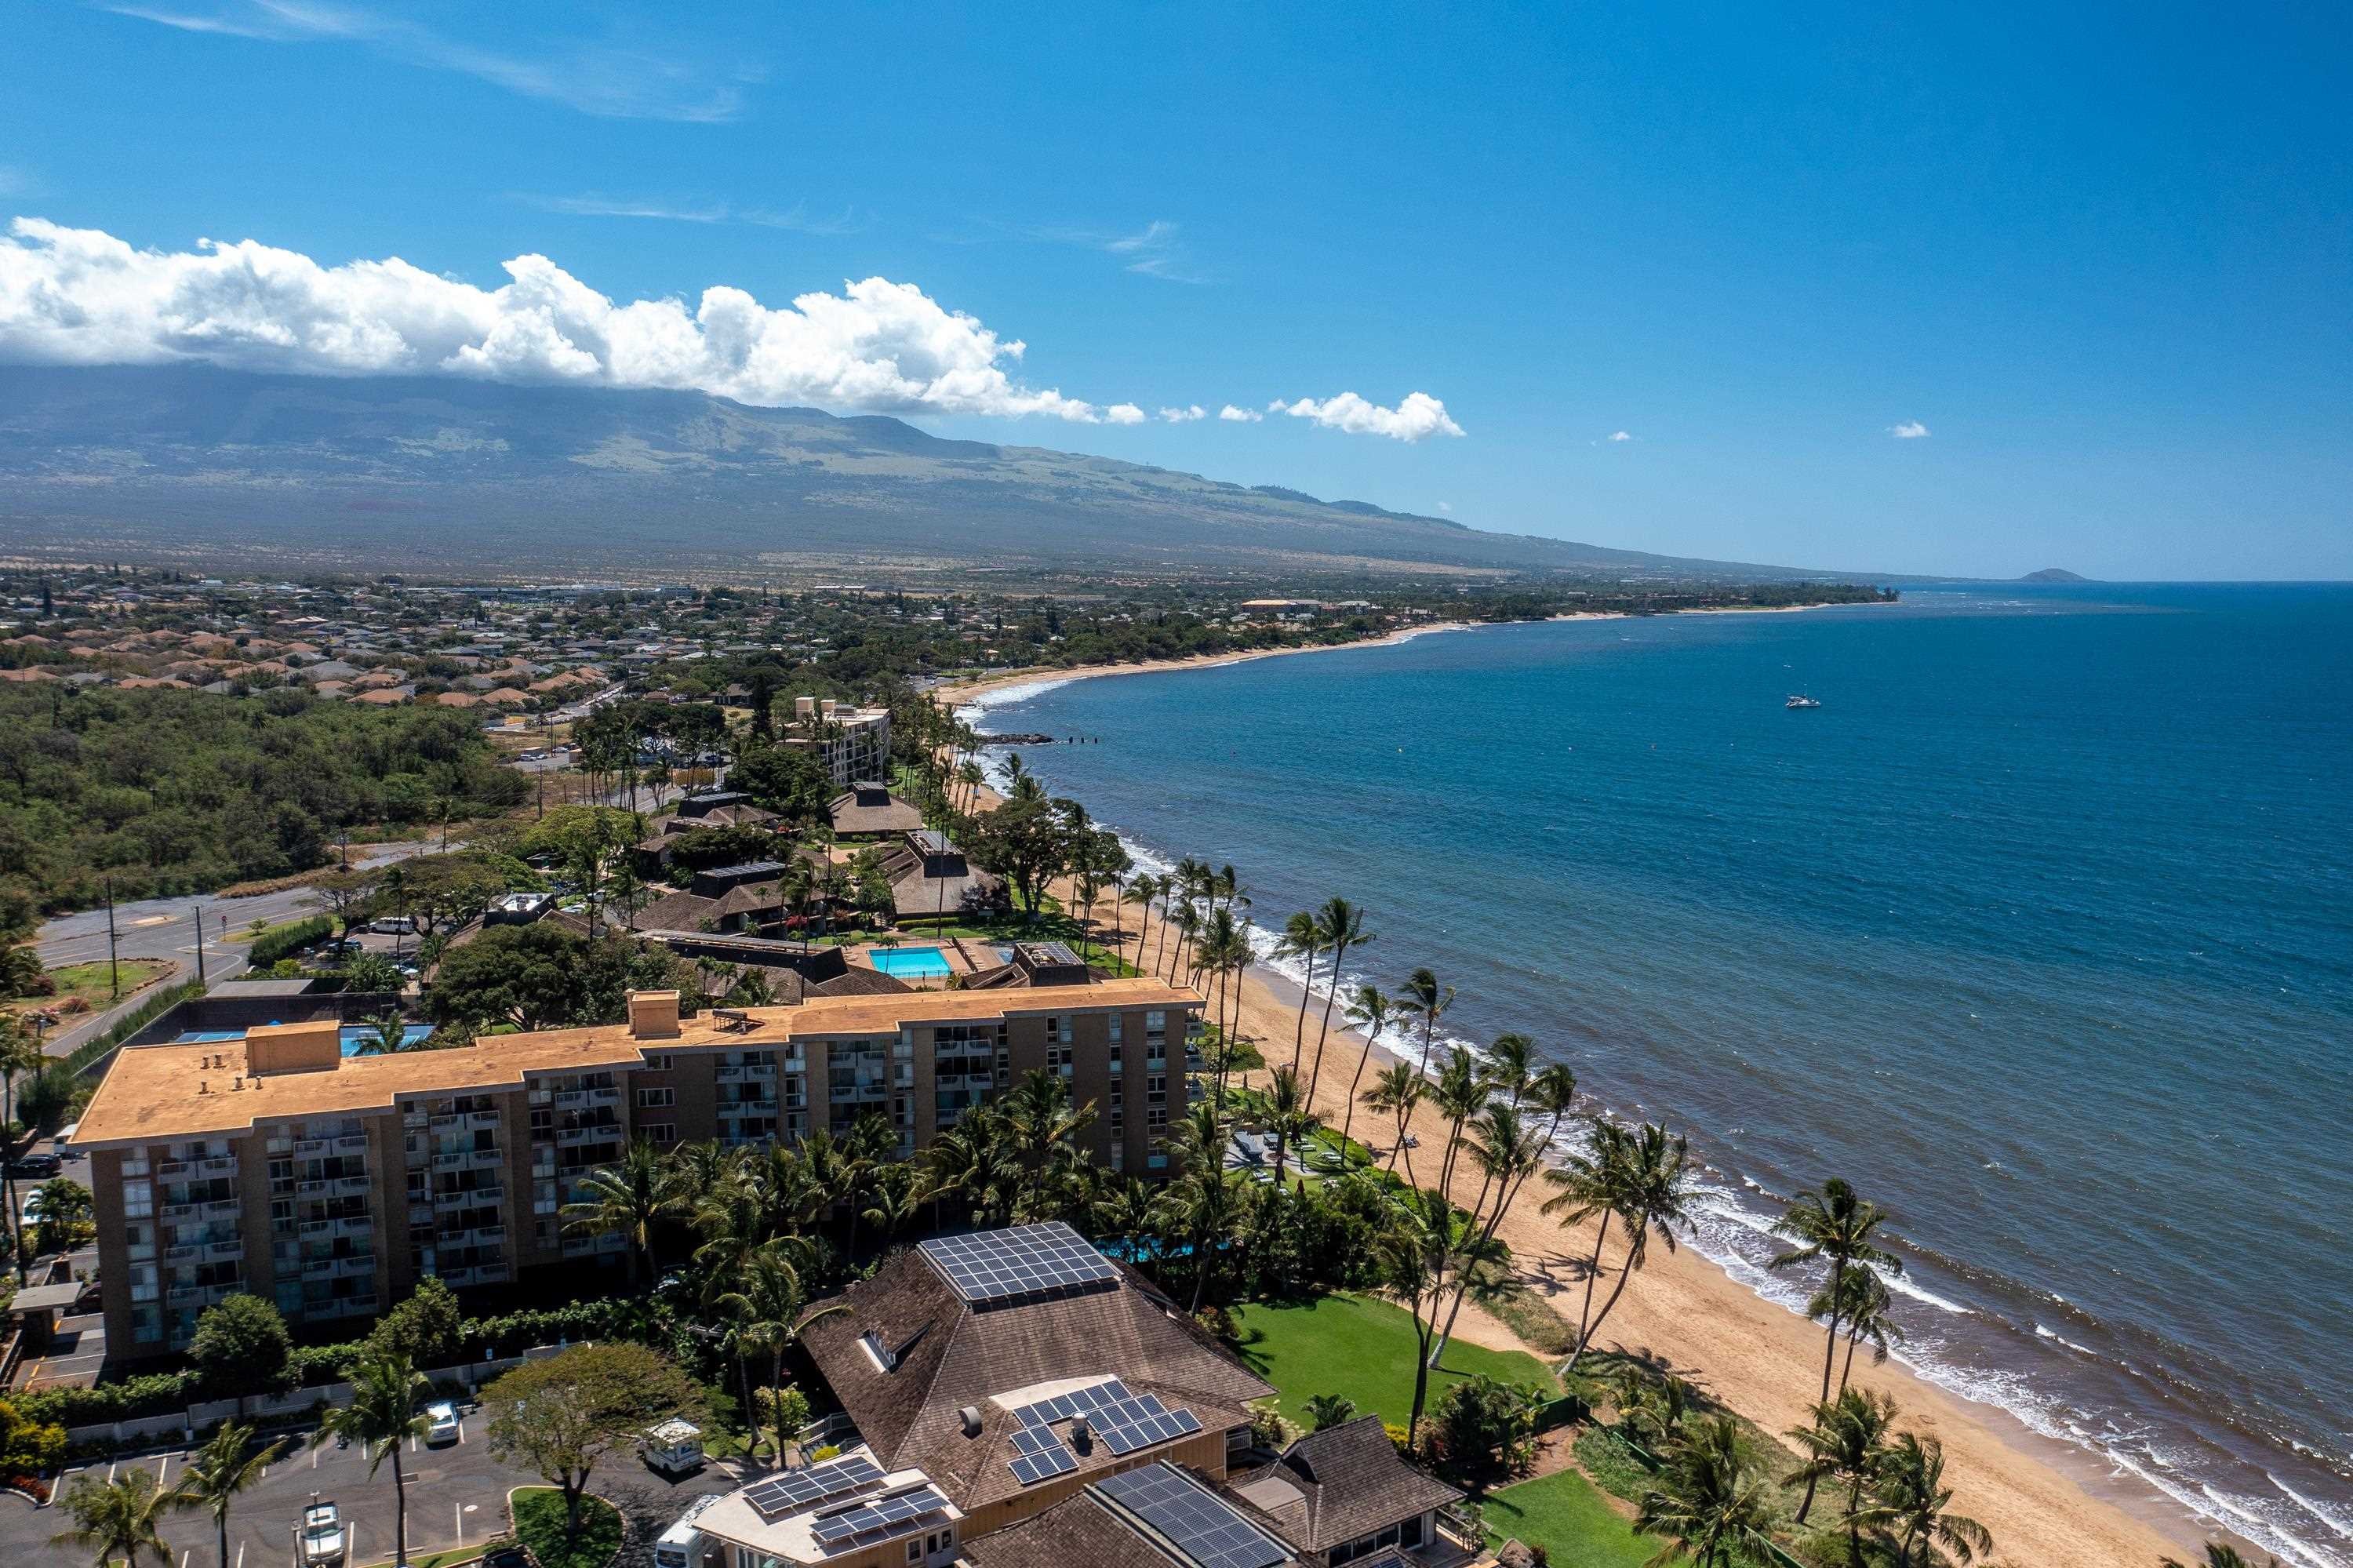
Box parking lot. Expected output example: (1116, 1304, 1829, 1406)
(1, 1414, 752, 1568)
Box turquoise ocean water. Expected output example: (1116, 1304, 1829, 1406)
(966, 584, 2353, 1563)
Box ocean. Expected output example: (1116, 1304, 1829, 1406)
(963, 584, 2353, 1564)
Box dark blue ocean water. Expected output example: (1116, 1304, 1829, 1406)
(968, 584, 2353, 1563)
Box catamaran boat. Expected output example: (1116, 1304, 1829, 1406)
(300, 1500, 346, 1568)
(1786, 694, 1823, 709)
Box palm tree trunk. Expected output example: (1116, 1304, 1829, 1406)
(1338, 1033, 1373, 1150)
(1577, 1238, 1644, 1372)
(218, 1511, 230, 1568)
(1840, 1326, 1860, 1394)
(1569, 1210, 1614, 1367)
(391, 1448, 409, 1568)
(1795, 1264, 1846, 1526)
(1304, 940, 1349, 1102)
(770, 1350, 790, 1464)
(1289, 953, 1315, 1075)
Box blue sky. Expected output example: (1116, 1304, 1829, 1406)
(4, 2, 2348, 578)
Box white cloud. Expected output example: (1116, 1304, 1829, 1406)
(1608, 430, 1633, 442)
(1269, 391, 1464, 442)
(1158, 404, 1206, 423)
(1889, 420, 1930, 438)
(1217, 404, 1262, 422)
(515, 194, 866, 235)
(1104, 403, 1145, 425)
(1436, 501, 1453, 512)
(0, 216, 1134, 422)
(104, 2, 748, 122)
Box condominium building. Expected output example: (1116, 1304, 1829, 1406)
(787, 697, 893, 788)
(73, 978, 1201, 1359)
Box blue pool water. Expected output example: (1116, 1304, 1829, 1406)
(969, 584, 2353, 1562)
(173, 1024, 435, 1055)
(868, 946, 952, 980)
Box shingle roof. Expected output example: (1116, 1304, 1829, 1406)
(801, 1242, 1275, 1515)
(1225, 1417, 1460, 1554)
(959, 1488, 1183, 1568)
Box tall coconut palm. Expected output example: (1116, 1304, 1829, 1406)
(1429, 1046, 1489, 1200)
(711, 1239, 826, 1464)
(558, 1136, 684, 1287)
(1275, 913, 1327, 1075)
(1872, 1433, 1994, 1568)
(1093, 1176, 1166, 1275)
(1785, 1388, 1897, 1561)
(1567, 1122, 1691, 1370)
(1253, 1064, 1320, 1191)
(1379, 1184, 1470, 1450)
(1393, 968, 1455, 1081)
(1303, 898, 1373, 1104)
(1635, 1414, 1779, 1568)
(1195, 911, 1254, 1100)
(1816, 1264, 1906, 1396)
(2163, 1547, 2284, 1568)
(1172, 1165, 1244, 1313)
(50, 1467, 183, 1568)
(1543, 1118, 1631, 1370)
(1337, 984, 1395, 1150)
(177, 1421, 289, 1568)
(1770, 1178, 1905, 1410)
(1483, 1030, 1538, 1108)
(1362, 1062, 1426, 1182)
(315, 1355, 430, 1568)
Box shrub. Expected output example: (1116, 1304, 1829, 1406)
(1431, 1374, 1544, 1479)
(247, 915, 333, 969)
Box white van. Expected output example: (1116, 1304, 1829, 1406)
(653, 1495, 721, 1568)
(642, 1417, 705, 1476)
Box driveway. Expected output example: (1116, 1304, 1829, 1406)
(3, 1419, 755, 1568)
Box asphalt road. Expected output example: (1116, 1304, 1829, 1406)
(2, 1418, 750, 1568)
(31, 842, 445, 974)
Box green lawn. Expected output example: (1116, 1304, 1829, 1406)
(1231, 1293, 1558, 1430)
(3, 958, 173, 1020)
(356, 1546, 483, 1568)
(511, 1486, 622, 1568)
(1480, 1468, 1657, 1568)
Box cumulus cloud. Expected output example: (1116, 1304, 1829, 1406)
(1889, 420, 1930, 438)
(1269, 391, 1464, 442)
(1159, 404, 1206, 423)
(1217, 404, 1262, 422)
(0, 217, 1135, 422)
(1608, 430, 1633, 442)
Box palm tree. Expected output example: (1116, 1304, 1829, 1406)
(1193, 910, 1253, 1099)
(1635, 1415, 1779, 1568)
(1379, 1185, 1460, 1450)
(1337, 984, 1394, 1150)
(1093, 1176, 1166, 1275)
(1393, 967, 1454, 1081)
(1872, 1433, 1994, 1568)
(1785, 1388, 1897, 1562)
(1817, 1264, 1905, 1395)
(1303, 1393, 1358, 1432)
(2163, 1547, 2283, 1568)
(1544, 1119, 1631, 1371)
(1275, 913, 1327, 1075)
(177, 1421, 289, 1568)
(51, 1468, 183, 1568)
(350, 1011, 408, 1056)
(1362, 1062, 1426, 1182)
(1253, 1064, 1320, 1191)
(1172, 1165, 1244, 1313)
(559, 1136, 684, 1287)
(860, 1162, 928, 1254)
(1770, 1178, 1904, 1410)
(1484, 1030, 1537, 1108)
(1561, 1121, 1691, 1370)
(1303, 898, 1373, 1104)
(315, 1355, 430, 1568)
(1427, 1101, 1547, 1364)
(1429, 1046, 1489, 1201)
(711, 1239, 824, 1464)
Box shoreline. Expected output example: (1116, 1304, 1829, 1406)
(944, 630, 2215, 1568)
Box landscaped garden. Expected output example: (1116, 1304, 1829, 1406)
(1229, 1292, 1558, 1429)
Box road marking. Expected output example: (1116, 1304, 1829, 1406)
(455, 1501, 464, 1543)
(107, 1460, 118, 1482)
(311, 1443, 320, 1468)
(157, 1453, 173, 1484)
(235, 1541, 245, 1568)
(180, 1551, 190, 1568)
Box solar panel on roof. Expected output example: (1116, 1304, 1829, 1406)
(741, 1453, 886, 1520)
(919, 1223, 1120, 1308)
(809, 1486, 949, 1546)
(1097, 1463, 1291, 1568)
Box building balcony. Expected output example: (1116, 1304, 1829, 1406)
(432, 1147, 500, 1170)
(434, 1184, 503, 1210)
(333, 1173, 373, 1196)
(294, 1137, 329, 1155)
(166, 1282, 235, 1309)
(205, 1238, 244, 1262)
(164, 1242, 202, 1264)
(557, 1124, 619, 1147)
(156, 1159, 193, 1177)
(408, 1202, 435, 1226)
(296, 1178, 330, 1195)
(199, 1198, 244, 1221)
(430, 1113, 464, 1131)
(722, 1097, 779, 1116)
(467, 1110, 503, 1130)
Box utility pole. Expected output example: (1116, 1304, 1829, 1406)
(192, 903, 206, 987)
(104, 876, 120, 1000)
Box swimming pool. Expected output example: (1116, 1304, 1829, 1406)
(867, 946, 952, 980)
(173, 1024, 436, 1055)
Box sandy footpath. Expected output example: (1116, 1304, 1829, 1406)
(931, 633, 2203, 1568)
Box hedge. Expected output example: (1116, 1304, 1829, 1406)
(18, 1297, 632, 1428)
(246, 915, 334, 970)
(63, 980, 207, 1077)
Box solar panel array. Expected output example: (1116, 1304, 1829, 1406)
(740, 1453, 884, 1521)
(808, 1485, 950, 1548)
(920, 1223, 1120, 1308)
(1098, 1463, 1292, 1568)
(1004, 1378, 1205, 1485)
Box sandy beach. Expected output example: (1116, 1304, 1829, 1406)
(936, 633, 2208, 1568)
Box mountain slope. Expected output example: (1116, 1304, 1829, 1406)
(0, 365, 1859, 581)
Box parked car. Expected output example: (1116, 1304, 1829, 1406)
(7, 1153, 61, 1177)
(423, 1402, 461, 1445)
(367, 915, 418, 936)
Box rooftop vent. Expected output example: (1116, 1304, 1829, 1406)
(959, 1406, 982, 1439)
